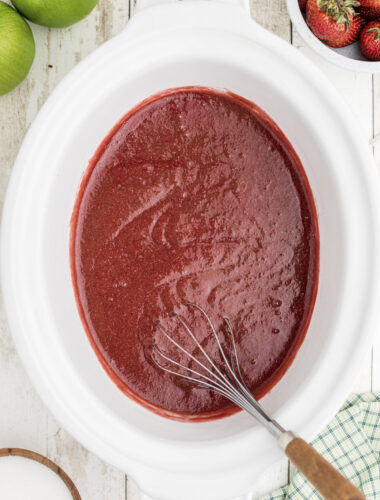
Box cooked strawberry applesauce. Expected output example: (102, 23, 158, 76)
(71, 87, 319, 421)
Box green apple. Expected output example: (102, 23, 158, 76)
(0, 2, 35, 96)
(11, 0, 99, 28)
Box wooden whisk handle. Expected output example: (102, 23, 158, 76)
(279, 433, 365, 500)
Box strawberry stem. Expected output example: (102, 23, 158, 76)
(317, 0, 360, 29)
(367, 27, 380, 41)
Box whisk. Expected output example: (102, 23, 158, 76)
(152, 303, 365, 500)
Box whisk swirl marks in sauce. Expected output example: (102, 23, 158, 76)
(71, 87, 319, 421)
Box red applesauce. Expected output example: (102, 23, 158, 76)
(71, 87, 319, 421)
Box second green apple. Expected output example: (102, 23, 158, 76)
(11, 0, 99, 28)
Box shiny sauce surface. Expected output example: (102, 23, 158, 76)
(72, 87, 319, 420)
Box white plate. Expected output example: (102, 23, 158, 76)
(286, 0, 380, 73)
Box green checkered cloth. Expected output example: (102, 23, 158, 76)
(262, 393, 380, 499)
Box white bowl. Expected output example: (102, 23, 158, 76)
(2, 1, 380, 499)
(286, 0, 380, 73)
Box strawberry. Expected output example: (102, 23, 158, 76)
(361, 20, 380, 60)
(306, 0, 360, 42)
(359, 1, 380, 20)
(325, 14, 365, 46)
(299, 0, 307, 12)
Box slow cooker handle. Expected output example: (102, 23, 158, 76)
(279, 432, 366, 500)
(139, 492, 249, 500)
(134, 0, 250, 15)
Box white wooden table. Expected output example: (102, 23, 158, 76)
(0, 1, 379, 498)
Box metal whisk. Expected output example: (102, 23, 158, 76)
(152, 303, 365, 500)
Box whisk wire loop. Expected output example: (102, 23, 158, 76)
(154, 317, 254, 410)
(151, 303, 285, 437)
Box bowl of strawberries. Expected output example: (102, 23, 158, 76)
(287, 0, 380, 72)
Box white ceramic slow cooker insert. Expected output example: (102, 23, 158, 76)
(2, 1, 380, 499)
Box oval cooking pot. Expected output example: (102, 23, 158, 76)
(2, 1, 380, 499)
